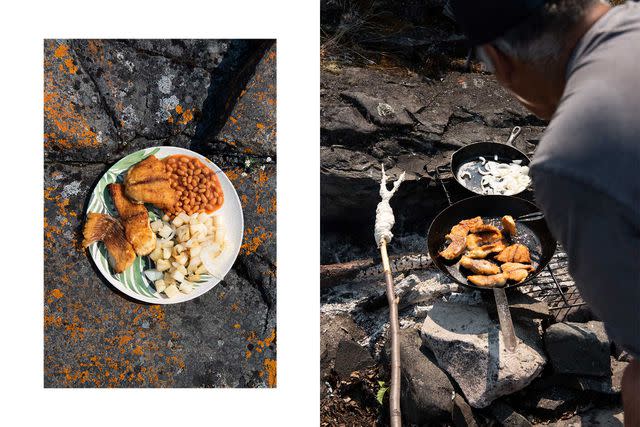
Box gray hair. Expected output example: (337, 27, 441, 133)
(484, 0, 606, 66)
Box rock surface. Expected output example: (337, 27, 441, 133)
(545, 407, 624, 426)
(544, 321, 611, 376)
(321, 313, 369, 378)
(44, 40, 277, 388)
(391, 328, 456, 424)
(334, 340, 376, 378)
(489, 401, 532, 427)
(520, 385, 578, 417)
(421, 301, 547, 408)
(45, 39, 271, 162)
(212, 44, 276, 157)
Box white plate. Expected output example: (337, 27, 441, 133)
(86, 146, 244, 304)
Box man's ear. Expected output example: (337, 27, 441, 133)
(482, 43, 515, 87)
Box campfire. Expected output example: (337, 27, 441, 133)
(320, 153, 626, 426)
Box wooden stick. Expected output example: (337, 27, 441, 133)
(380, 240, 401, 427)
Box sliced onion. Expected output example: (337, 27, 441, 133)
(144, 269, 163, 282)
(476, 159, 530, 195)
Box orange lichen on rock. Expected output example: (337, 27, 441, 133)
(46, 288, 65, 304)
(44, 76, 97, 149)
(241, 226, 273, 255)
(53, 43, 78, 74)
(65, 315, 87, 341)
(244, 329, 276, 361)
(263, 358, 276, 388)
(178, 108, 194, 125)
(44, 185, 79, 253)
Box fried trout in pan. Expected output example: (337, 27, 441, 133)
(439, 224, 469, 260)
(466, 240, 507, 259)
(459, 216, 483, 229)
(495, 243, 531, 264)
(109, 183, 156, 256)
(124, 155, 177, 210)
(439, 217, 484, 260)
(500, 262, 534, 273)
(466, 229, 503, 249)
(467, 223, 501, 234)
(467, 273, 507, 287)
(500, 262, 534, 284)
(503, 269, 530, 283)
(82, 213, 136, 273)
(501, 215, 517, 236)
(459, 256, 501, 275)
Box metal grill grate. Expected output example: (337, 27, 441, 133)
(433, 165, 586, 321)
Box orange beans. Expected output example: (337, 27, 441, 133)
(163, 154, 224, 217)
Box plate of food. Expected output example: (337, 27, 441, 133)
(82, 146, 243, 304)
(427, 195, 556, 289)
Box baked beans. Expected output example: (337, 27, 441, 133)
(163, 155, 224, 217)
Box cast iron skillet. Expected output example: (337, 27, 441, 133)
(427, 195, 556, 290)
(451, 126, 531, 196)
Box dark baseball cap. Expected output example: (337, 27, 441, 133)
(448, 0, 547, 45)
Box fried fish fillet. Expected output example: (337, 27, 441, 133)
(440, 217, 486, 260)
(124, 155, 177, 210)
(495, 243, 531, 264)
(439, 224, 469, 260)
(468, 223, 501, 234)
(467, 273, 507, 287)
(459, 216, 483, 229)
(466, 240, 507, 259)
(500, 262, 535, 273)
(504, 269, 529, 283)
(460, 256, 501, 275)
(109, 183, 156, 256)
(501, 215, 517, 236)
(466, 229, 503, 249)
(82, 213, 136, 273)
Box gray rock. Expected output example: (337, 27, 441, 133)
(341, 91, 415, 128)
(333, 339, 375, 378)
(489, 401, 532, 427)
(321, 105, 379, 144)
(70, 39, 211, 142)
(574, 357, 628, 394)
(44, 40, 120, 161)
(320, 313, 368, 377)
(544, 321, 611, 376)
(389, 328, 456, 424)
(45, 39, 271, 163)
(546, 407, 624, 426)
(421, 301, 546, 408)
(123, 39, 240, 71)
(213, 44, 276, 156)
(521, 386, 578, 417)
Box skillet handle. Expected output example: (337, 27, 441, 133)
(505, 126, 522, 147)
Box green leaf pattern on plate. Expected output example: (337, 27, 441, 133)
(86, 147, 209, 299)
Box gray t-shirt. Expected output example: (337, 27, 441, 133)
(530, 2, 640, 356)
